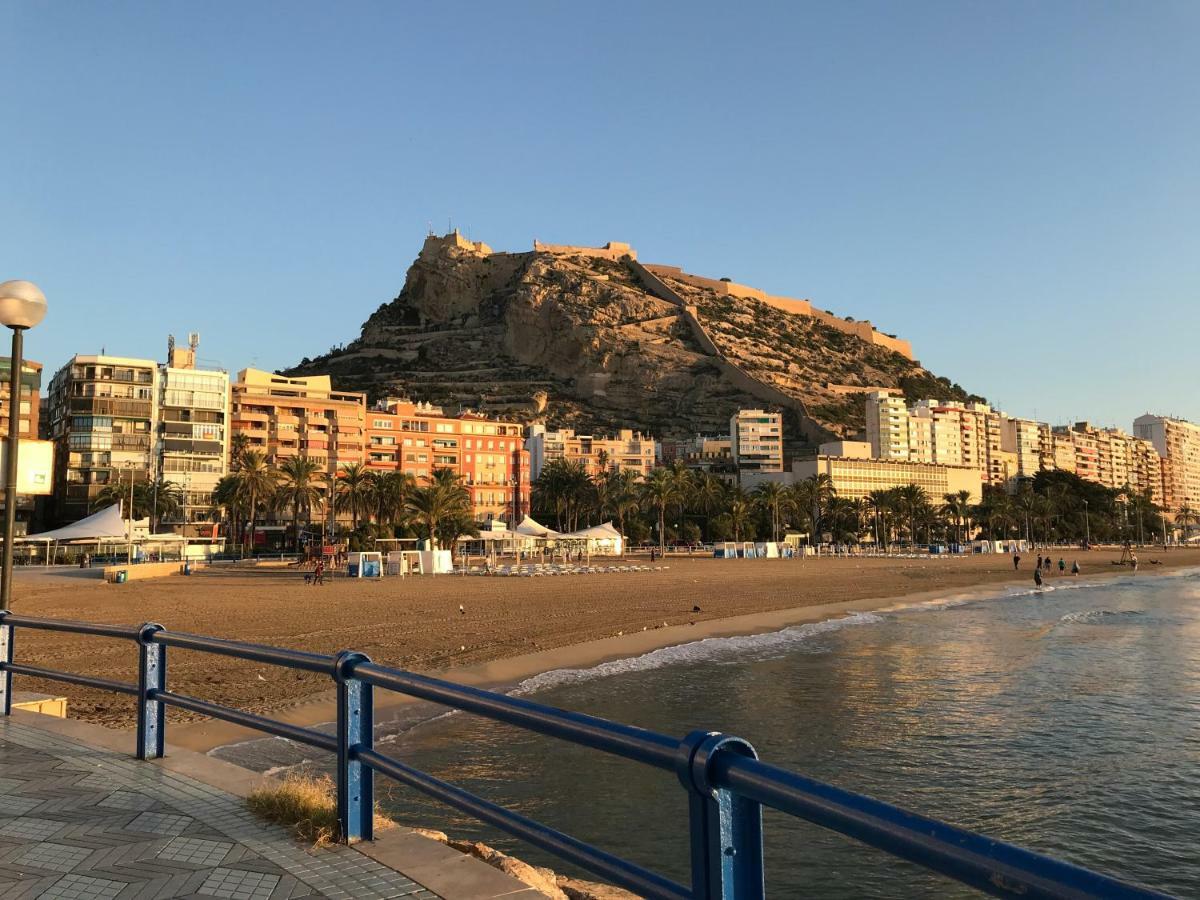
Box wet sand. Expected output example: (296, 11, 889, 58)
(8, 548, 1198, 750)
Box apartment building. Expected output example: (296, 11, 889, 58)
(730, 409, 783, 474)
(366, 398, 530, 524)
(230, 370, 366, 472)
(157, 338, 229, 533)
(1134, 414, 1200, 514)
(46, 355, 158, 524)
(1001, 417, 1041, 480)
(525, 425, 658, 480)
(662, 434, 734, 472)
(865, 391, 909, 460)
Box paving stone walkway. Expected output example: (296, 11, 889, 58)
(0, 719, 439, 899)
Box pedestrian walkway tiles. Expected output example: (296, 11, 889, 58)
(0, 719, 440, 899)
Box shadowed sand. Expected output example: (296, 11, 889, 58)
(9, 548, 1199, 751)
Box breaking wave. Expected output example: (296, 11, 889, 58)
(511, 613, 885, 695)
(1060, 608, 1148, 625)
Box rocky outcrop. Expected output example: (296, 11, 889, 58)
(290, 233, 979, 441)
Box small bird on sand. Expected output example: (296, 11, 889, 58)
(459, 604, 465, 615)
(692, 605, 702, 612)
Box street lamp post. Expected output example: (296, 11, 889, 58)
(1082, 499, 1090, 548)
(0, 281, 47, 610)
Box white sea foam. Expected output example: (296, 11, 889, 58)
(1060, 608, 1146, 625)
(511, 612, 885, 695)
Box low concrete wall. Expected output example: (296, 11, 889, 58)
(103, 561, 200, 583)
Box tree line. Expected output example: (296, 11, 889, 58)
(532, 459, 1185, 550)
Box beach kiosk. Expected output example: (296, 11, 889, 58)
(347, 551, 382, 578)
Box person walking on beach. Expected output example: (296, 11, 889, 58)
(1034, 567, 1043, 587)
(1013, 553, 1021, 570)
(1071, 560, 1080, 576)
(1036, 554, 1043, 571)
(1044, 556, 1052, 572)
(1130, 553, 1138, 573)
(313, 557, 325, 586)
(1058, 558, 1065, 575)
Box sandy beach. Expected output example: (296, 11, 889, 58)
(8, 548, 1199, 750)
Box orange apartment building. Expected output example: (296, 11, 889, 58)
(365, 398, 530, 524)
(230, 370, 366, 530)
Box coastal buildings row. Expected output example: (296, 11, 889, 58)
(863, 392, 1199, 514)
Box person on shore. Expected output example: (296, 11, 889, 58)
(1058, 558, 1065, 575)
(1034, 567, 1043, 587)
(313, 557, 325, 586)
(1013, 553, 1021, 570)
(1130, 554, 1138, 573)
(1071, 560, 1080, 576)
(1036, 554, 1043, 570)
(1044, 556, 1052, 572)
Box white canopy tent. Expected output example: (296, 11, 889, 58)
(559, 521, 624, 555)
(20, 504, 128, 543)
(514, 516, 562, 539)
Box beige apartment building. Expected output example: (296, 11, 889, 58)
(730, 409, 783, 474)
(366, 397, 530, 524)
(0, 357, 45, 534)
(525, 425, 658, 480)
(1134, 414, 1200, 514)
(46, 355, 159, 525)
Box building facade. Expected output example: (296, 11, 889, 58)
(46, 355, 158, 525)
(730, 409, 783, 474)
(743, 453, 981, 505)
(0, 357, 45, 533)
(1134, 414, 1200, 514)
(525, 425, 658, 480)
(366, 398, 530, 524)
(157, 340, 229, 533)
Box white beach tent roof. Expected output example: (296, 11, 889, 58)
(21, 504, 127, 542)
(515, 516, 561, 539)
(561, 522, 623, 540)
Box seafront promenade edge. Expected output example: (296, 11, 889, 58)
(0, 710, 537, 900)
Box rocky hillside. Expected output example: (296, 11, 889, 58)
(289, 233, 980, 443)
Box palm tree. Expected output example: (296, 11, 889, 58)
(866, 488, 895, 549)
(941, 489, 972, 546)
(692, 472, 729, 540)
(792, 474, 835, 543)
(277, 456, 324, 550)
(370, 470, 415, 528)
(666, 461, 694, 539)
(640, 467, 678, 554)
(896, 484, 928, 546)
(532, 459, 592, 532)
(602, 469, 640, 545)
(213, 474, 244, 544)
(753, 481, 793, 542)
(405, 468, 473, 550)
(335, 462, 374, 532)
(1173, 505, 1197, 544)
(234, 451, 279, 554)
(229, 433, 251, 471)
(726, 489, 755, 542)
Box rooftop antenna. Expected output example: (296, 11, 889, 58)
(188, 332, 199, 354)
(427, 221, 434, 236)
(167, 333, 175, 360)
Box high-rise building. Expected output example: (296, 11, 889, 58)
(1001, 417, 1041, 480)
(367, 398, 530, 524)
(865, 391, 909, 460)
(729, 409, 783, 473)
(157, 336, 229, 534)
(525, 425, 658, 480)
(46, 355, 159, 524)
(1133, 414, 1200, 514)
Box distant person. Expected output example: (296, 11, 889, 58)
(1044, 556, 1052, 572)
(1034, 567, 1043, 587)
(313, 558, 325, 585)
(1130, 554, 1138, 573)
(1071, 560, 1080, 576)
(1058, 558, 1065, 574)
(1036, 554, 1043, 570)
(1013, 553, 1021, 570)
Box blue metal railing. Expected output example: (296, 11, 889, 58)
(0, 611, 1171, 899)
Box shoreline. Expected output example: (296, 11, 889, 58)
(175, 559, 1194, 756)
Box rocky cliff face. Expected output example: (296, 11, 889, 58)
(289, 234, 979, 441)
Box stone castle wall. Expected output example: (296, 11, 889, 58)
(533, 240, 637, 261)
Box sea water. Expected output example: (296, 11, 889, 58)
(216, 569, 1200, 897)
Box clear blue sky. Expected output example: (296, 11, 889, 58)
(3, 1, 1196, 431)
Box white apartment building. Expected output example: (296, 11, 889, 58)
(730, 409, 783, 473)
(157, 337, 229, 533)
(865, 391, 909, 460)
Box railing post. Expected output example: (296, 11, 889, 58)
(0, 611, 11, 717)
(136, 623, 166, 760)
(676, 730, 764, 900)
(334, 650, 373, 843)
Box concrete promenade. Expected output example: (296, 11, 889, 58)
(0, 712, 537, 900)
